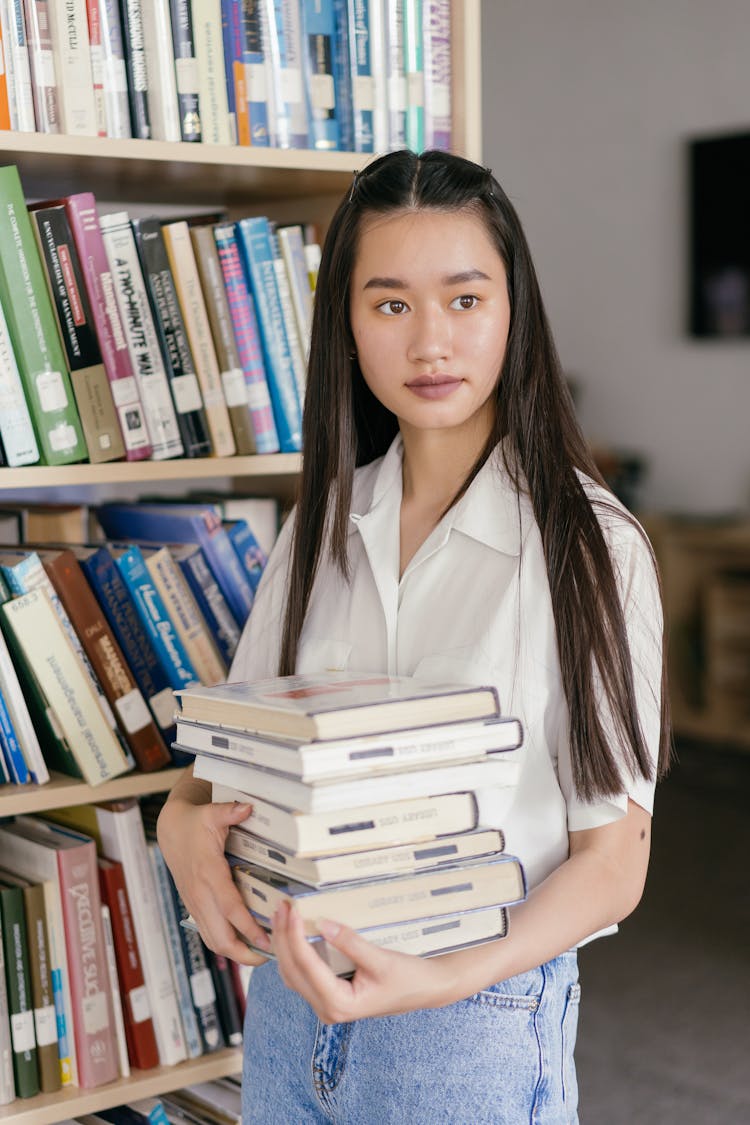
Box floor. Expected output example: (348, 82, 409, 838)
(576, 741, 750, 1123)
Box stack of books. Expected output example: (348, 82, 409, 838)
(174, 672, 527, 976)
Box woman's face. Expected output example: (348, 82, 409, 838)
(349, 207, 511, 446)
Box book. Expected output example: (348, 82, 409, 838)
(100, 903, 130, 1077)
(169, 542, 241, 667)
(0, 15, 11, 131)
(169, 0, 202, 140)
(48, 0, 98, 134)
(220, 0, 240, 144)
(21, 502, 91, 544)
(422, 0, 450, 150)
(99, 211, 185, 461)
(269, 226, 306, 401)
(235, 215, 302, 452)
(194, 750, 520, 815)
(402, 0, 423, 151)
(276, 224, 313, 362)
(231, 853, 526, 936)
(345, 0, 374, 151)
(97, 856, 159, 1072)
(0, 677, 28, 785)
(97, 0, 132, 138)
(204, 950, 242, 1048)
(223, 517, 265, 592)
(331, 0, 353, 150)
(23, 0, 62, 133)
(131, 217, 212, 458)
(191, 0, 231, 145)
(300, 0, 340, 150)
(0, 878, 39, 1098)
(39, 547, 172, 772)
(0, 166, 88, 466)
(225, 825, 505, 888)
(119, 0, 151, 138)
(30, 201, 126, 464)
(191, 491, 279, 557)
(10, 816, 119, 1088)
(236, 0, 268, 146)
(141, 0, 182, 141)
(383, 0, 406, 147)
(263, 0, 309, 149)
(174, 712, 522, 782)
(162, 220, 236, 457)
(212, 781, 479, 856)
(0, 624, 48, 785)
(213, 221, 279, 454)
(1, 0, 36, 131)
(61, 191, 152, 461)
(84, 0, 108, 135)
(0, 822, 77, 1086)
(0, 902, 14, 1105)
(175, 671, 502, 740)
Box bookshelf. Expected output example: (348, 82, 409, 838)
(0, 2, 482, 1119)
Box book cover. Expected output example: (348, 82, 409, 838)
(62, 191, 152, 461)
(48, 0, 98, 134)
(422, 0, 450, 151)
(331, 0, 353, 151)
(119, 0, 151, 138)
(30, 202, 126, 463)
(0, 678, 29, 785)
(383, 0, 406, 147)
(23, 0, 62, 133)
(162, 220, 236, 457)
(213, 222, 279, 454)
(235, 215, 302, 451)
(276, 224, 313, 361)
(191, 0, 231, 145)
(131, 217, 212, 458)
(169, 0, 202, 140)
(0, 16, 11, 131)
(402, 0, 423, 152)
(99, 903, 130, 1077)
(84, 0, 108, 135)
(345, 0, 374, 151)
(0, 879, 39, 1098)
(141, 0, 182, 141)
(40, 547, 172, 773)
(170, 542, 241, 667)
(265, 0, 309, 148)
(367, 0, 386, 150)
(99, 211, 185, 461)
(194, 748, 520, 814)
(175, 670, 502, 740)
(0, 903, 15, 1105)
(221, 0, 241, 143)
(2, 0, 36, 131)
(189, 223, 256, 456)
(300, 0, 340, 150)
(237, 0, 269, 145)
(204, 949, 242, 1047)
(213, 781, 479, 856)
(0, 166, 88, 466)
(223, 517, 266, 592)
(97, 856, 159, 1071)
(232, 853, 526, 936)
(269, 227, 306, 400)
(195, 491, 279, 556)
(97, 0, 132, 137)
(21, 502, 91, 544)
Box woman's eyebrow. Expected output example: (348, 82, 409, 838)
(362, 268, 491, 290)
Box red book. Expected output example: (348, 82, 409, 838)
(98, 857, 159, 1071)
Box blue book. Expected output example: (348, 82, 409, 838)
(346, 0, 374, 151)
(108, 543, 200, 693)
(220, 0, 239, 144)
(74, 545, 180, 751)
(301, 0, 341, 150)
(0, 682, 27, 784)
(95, 502, 255, 628)
(271, 0, 310, 148)
(238, 0, 270, 144)
(170, 543, 241, 667)
(332, 0, 354, 151)
(223, 518, 266, 593)
(235, 217, 302, 452)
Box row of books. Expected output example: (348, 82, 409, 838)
(0, 1, 452, 154)
(54, 1076, 244, 1124)
(0, 164, 316, 468)
(175, 671, 526, 977)
(0, 497, 279, 789)
(0, 797, 250, 1104)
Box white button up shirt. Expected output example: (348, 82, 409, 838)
(231, 436, 662, 910)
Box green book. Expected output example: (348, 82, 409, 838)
(0, 166, 87, 465)
(0, 881, 40, 1099)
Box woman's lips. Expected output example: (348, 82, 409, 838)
(406, 376, 462, 399)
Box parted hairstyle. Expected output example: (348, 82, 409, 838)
(279, 148, 671, 800)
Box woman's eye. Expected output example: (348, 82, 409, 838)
(450, 294, 479, 310)
(378, 299, 407, 316)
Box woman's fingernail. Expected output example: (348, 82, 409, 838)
(254, 931, 271, 951)
(318, 919, 340, 940)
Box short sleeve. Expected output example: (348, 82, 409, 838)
(228, 508, 297, 682)
(559, 509, 663, 831)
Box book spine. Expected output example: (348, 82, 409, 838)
(98, 0, 132, 137)
(147, 843, 202, 1059)
(274, 0, 309, 148)
(21, 882, 60, 1092)
(367, 0, 386, 150)
(277, 224, 313, 357)
(300, 0, 339, 150)
(204, 950, 242, 1047)
(235, 216, 302, 451)
(189, 223, 255, 456)
(270, 228, 306, 401)
(225, 518, 265, 591)
(141, 0, 182, 141)
(331, 0, 353, 150)
(0, 16, 12, 130)
(0, 884, 39, 1098)
(192, 0, 231, 144)
(119, 0, 151, 138)
(383, 0, 406, 146)
(0, 681, 29, 784)
(24, 0, 62, 133)
(162, 221, 236, 457)
(48, 0, 98, 134)
(173, 546, 240, 666)
(30, 203, 126, 464)
(239, 0, 269, 145)
(169, 0, 202, 139)
(77, 546, 178, 745)
(213, 223, 279, 454)
(143, 547, 226, 687)
(402, 0, 422, 151)
(131, 217, 212, 458)
(64, 192, 152, 460)
(0, 289, 40, 467)
(0, 167, 88, 466)
(220, 0, 239, 143)
(98, 859, 159, 1071)
(422, 0, 449, 150)
(0, 908, 15, 1105)
(100, 904, 130, 1076)
(3, 0, 36, 130)
(346, 0, 374, 151)
(100, 212, 185, 461)
(55, 838, 119, 1087)
(84, 0, 108, 134)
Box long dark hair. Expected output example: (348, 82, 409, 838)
(280, 149, 671, 800)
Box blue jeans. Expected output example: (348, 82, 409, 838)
(242, 952, 580, 1123)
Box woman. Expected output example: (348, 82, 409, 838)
(158, 149, 671, 1123)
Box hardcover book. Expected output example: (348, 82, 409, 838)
(141, 0, 182, 141)
(48, 0, 98, 134)
(23, 0, 62, 133)
(97, 0, 132, 138)
(300, 0, 341, 150)
(0, 902, 14, 1104)
(2, 0, 36, 131)
(191, 0, 231, 145)
(0, 625, 48, 785)
(169, 0, 202, 140)
(169, 542, 241, 668)
(0, 878, 39, 1098)
(119, 0, 151, 139)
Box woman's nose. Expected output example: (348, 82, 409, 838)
(406, 308, 451, 365)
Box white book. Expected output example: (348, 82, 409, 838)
(99, 211, 185, 460)
(48, 0, 98, 135)
(191, 0, 230, 144)
(1, 0, 36, 131)
(98, 0, 131, 137)
(84, 0, 107, 135)
(100, 904, 130, 1077)
(271, 230, 306, 401)
(94, 800, 188, 1068)
(368, 0, 387, 152)
(23, 0, 63, 133)
(142, 0, 181, 141)
(195, 752, 520, 815)
(276, 225, 313, 360)
(0, 626, 49, 786)
(0, 908, 15, 1105)
(0, 292, 40, 466)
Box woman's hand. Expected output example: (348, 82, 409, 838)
(156, 794, 270, 967)
(270, 901, 456, 1023)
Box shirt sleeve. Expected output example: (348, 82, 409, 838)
(228, 508, 297, 682)
(558, 507, 664, 831)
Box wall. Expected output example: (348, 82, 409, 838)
(482, 0, 750, 513)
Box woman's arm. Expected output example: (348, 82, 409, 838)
(156, 764, 272, 966)
(270, 797, 651, 1022)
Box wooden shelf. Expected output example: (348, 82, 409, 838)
(0, 1048, 242, 1124)
(0, 768, 186, 816)
(0, 452, 301, 490)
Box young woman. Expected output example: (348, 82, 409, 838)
(158, 149, 671, 1123)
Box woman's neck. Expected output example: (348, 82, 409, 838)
(400, 420, 493, 511)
